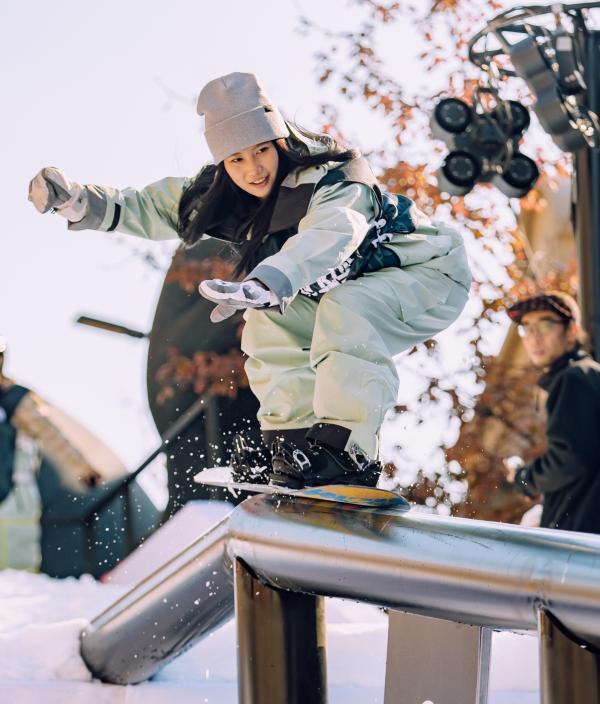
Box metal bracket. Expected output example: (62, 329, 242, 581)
(539, 608, 600, 704)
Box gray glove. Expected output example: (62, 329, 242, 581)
(198, 278, 279, 323)
(28, 167, 89, 222)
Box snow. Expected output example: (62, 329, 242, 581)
(0, 619, 91, 682)
(0, 570, 122, 684)
(0, 567, 539, 703)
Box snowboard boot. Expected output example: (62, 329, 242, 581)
(269, 423, 381, 489)
(230, 434, 271, 484)
(262, 428, 311, 452)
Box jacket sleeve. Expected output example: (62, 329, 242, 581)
(67, 176, 190, 241)
(514, 368, 599, 496)
(246, 182, 377, 306)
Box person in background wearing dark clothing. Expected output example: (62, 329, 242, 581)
(505, 292, 600, 534)
(0, 335, 102, 570)
(0, 336, 101, 492)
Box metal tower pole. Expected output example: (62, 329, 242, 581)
(574, 29, 600, 358)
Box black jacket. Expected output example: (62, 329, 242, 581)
(515, 347, 600, 533)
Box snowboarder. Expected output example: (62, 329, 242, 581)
(29, 72, 471, 489)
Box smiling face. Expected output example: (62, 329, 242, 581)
(519, 309, 578, 367)
(223, 141, 279, 199)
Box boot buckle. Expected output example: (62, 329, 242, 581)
(292, 449, 311, 472)
(348, 442, 370, 469)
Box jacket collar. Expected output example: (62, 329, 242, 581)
(281, 164, 328, 188)
(538, 345, 588, 390)
(204, 166, 319, 241)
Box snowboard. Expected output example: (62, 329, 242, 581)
(194, 466, 410, 510)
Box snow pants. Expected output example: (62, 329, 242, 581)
(242, 265, 469, 458)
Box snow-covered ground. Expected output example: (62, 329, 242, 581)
(0, 566, 539, 704)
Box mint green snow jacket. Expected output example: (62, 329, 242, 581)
(69, 161, 471, 308)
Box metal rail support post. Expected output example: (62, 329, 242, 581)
(234, 559, 327, 704)
(539, 609, 600, 704)
(574, 29, 600, 357)
(384, 610, 491, 704)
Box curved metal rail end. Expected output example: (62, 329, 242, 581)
(80, 514, 234, 684)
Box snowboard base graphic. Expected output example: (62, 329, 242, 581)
(194, 466, 410, 509)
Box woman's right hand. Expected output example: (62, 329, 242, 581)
(28, 167, 89, 222)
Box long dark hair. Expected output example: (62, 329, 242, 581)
(178, 126, 359, 278)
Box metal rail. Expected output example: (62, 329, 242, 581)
(57, 394, 217, 575)
(81, 515, 233, 684)
(81, 494, 600, 700)
(228, 495, 600, 642)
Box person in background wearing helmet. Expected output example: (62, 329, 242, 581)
(505, 292, 600, 534)
(28, 72, 471, 490)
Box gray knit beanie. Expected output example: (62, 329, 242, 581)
(197, 72, 290, 163)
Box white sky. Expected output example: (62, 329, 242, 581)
(1, 0, 426, 466)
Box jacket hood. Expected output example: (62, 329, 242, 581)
(284, 122, 336, 157)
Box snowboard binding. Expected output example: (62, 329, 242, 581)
(230, 434, 270, 485)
